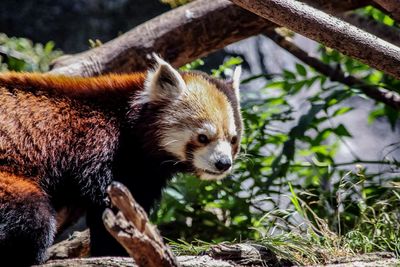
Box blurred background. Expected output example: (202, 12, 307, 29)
(0, 0, 399, 263)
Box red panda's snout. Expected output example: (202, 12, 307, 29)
(192, 138, 235, 180)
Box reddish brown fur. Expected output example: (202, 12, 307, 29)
(0, 171, 43, 202)
(0, 72, 146, 99)
(0, 82, 119, 183)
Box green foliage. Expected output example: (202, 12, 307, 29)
(211, 57, 243, 77)
(359, 6, 397, 26)
(0, 33, 62, 72)
(179, 58, 204, 71)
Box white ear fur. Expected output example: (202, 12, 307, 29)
(142, 55, 186, 103)
(232, 65, 242, 102)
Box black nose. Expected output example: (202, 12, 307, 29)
(215, 157, 232, 172)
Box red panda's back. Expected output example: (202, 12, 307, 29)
(0, 72, 147, 180)
(0, 83, 120, 183)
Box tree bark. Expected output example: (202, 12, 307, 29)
(103, 182, 179, 267)
(229, 0, 400, 80)
(50, 0, 274, 76)
(39, 244, 285, 267)
(372, 0, 400, 22)
(37, 256, 235, 267)
(46, 230, 90, 260)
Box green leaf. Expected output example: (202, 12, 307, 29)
(333, 124, 352, 137)
(295, 63, 307, 76)
(332, 107, 353, 117)
(283, 70, 296, 80)
(180, 58, 204, 71)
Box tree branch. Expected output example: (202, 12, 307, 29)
(372, 0, 400, 22)
(103, 182, 179, 267)
(263, 28, 400, 110)
(50, 0, 274, 76)
(230, 0, 400, 80)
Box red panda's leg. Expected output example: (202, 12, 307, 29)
(0, 172, 56, 265)
(87, 205, 128, 256)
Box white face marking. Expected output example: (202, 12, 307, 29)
(160, 128, 192, 161)
(199, 123, 217, 138)
(227, 106, 237, 138)
(193, 140, 233, 180)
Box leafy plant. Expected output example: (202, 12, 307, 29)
(0, 33, 62, 72)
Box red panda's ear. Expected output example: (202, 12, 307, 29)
(143, 55, 186, 103)
(231, 66, 241, 103)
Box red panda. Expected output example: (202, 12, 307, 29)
(0, 56, 242, 265)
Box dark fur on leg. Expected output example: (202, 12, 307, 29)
(87, 205, 128, 256)
(0, 172, 56, 266)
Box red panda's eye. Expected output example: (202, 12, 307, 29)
(231, 136, 238, 145)
(198, 134, 209, 144)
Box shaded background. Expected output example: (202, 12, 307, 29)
(0, 0, 168, 53)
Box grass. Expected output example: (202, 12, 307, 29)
(168, 171, 400, 266)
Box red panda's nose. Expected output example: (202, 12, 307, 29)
(215, 157, 232, 172)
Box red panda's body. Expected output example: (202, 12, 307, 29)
(0, 58, 242, 265)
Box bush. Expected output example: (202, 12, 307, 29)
(0, 33, 62, 72)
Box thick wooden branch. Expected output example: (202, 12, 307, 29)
(33, 253, 400, 267)
(230, 0, 400, 80)
(38, 256, 235, 267)
(50, 0, 274, 76)
(103, 182, 179, 267)
(264, 28, 400, 110)
(297, 1, 400, 48)
(372, 0, 400, 22)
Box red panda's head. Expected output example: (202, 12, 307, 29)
(137, 56, 243, 180)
